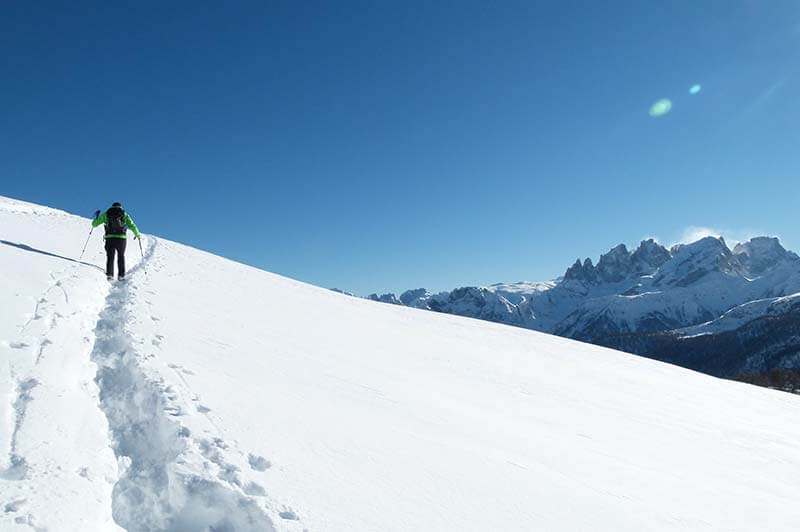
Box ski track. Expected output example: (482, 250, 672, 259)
(89, 236, 285, 531)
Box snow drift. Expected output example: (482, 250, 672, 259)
(1, 195, 800, 531)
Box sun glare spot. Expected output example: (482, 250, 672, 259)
(648, 98, 672, 117)
(689, 84, 702, 95)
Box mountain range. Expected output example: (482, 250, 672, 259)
(358, 236, 800, 380)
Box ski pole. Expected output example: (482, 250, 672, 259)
(138, 236, 147, 276)
(78, 227, 94, 262)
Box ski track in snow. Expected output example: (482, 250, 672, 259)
(89, 236, 287, 531)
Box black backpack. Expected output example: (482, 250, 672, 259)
(106, 207, 127, 236)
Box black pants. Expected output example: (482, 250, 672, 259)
(105, 238, 127, 278)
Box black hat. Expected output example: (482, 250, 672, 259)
(112, 202, 122, 207)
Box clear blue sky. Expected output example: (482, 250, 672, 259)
(2, 1, 799, 295)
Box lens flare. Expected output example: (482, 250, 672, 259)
(689, 84, 702, 95)
(648, 98, 672, 117)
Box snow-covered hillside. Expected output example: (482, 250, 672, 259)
(2, 195, 800, 531)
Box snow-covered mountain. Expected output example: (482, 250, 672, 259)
(3, 195, 800, 531)
(368, 237, 800, 378)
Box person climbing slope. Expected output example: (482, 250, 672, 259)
(92, 202, 141, 280)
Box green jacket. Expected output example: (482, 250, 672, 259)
(92, 209, 141, 239)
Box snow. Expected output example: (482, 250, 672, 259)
(0, 198, 122, 530)
(678, 293, 800, 337)
(2, 195, 800, 531)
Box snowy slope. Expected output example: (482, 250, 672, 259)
(2, 195, 800, 531)
(0, 198, 123, 530)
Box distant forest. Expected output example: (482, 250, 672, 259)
(734, 369, 800, 395)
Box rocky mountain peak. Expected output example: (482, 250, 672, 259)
(631, 239, 671, 271)
(595, 244, 632, 283)
(564, 257, 597, 282)
(733, 237, 797, 276)
(733, 236, 784, 257)
(564, 240, 671, 284)
(669, 236, 729, 257)
(655, 236, 736, 287)
(399, 288, 430, 306)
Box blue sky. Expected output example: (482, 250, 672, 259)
(2, 1, 799, 295)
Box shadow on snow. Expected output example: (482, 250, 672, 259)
(0, 239, 104, 272)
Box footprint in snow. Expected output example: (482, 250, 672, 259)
(279, 509, 300, 521)
(199, 438, 228, 458)
(168, 362, 196, 377)
(196, 404, 212, 414)
(9, 341, 29, 349)
(4, 499, 26, 513)
(14, 513, 43, 529)
(244, 481, 267, 496)
(198, 438, 243, 485)
(217, 462, 240, 485)
(248, 454, 271, 472)
(165, 405, 186, 417)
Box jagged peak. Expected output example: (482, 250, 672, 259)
(631, 239, 671, 270)
(595, 243, 633, 283)
(399, 288, 430, 306)
(634, 238, 667, 253)
(671, 236, 730, 257)
(733, 236, 786, 257)
(564, 257, 596, 282)
(563, 259, 582, 280)
(367, 292, 401, 305)
(605, 243, 629, 256)
(732, 236, 798, 276)
(565, 240, 671, 284)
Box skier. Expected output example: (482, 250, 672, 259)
(92, 202, 141, 280)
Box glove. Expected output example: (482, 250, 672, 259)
(94, 210, 101, 219)
(134, 234, 141, 240)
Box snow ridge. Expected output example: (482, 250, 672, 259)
(90, 237, 276, 532)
